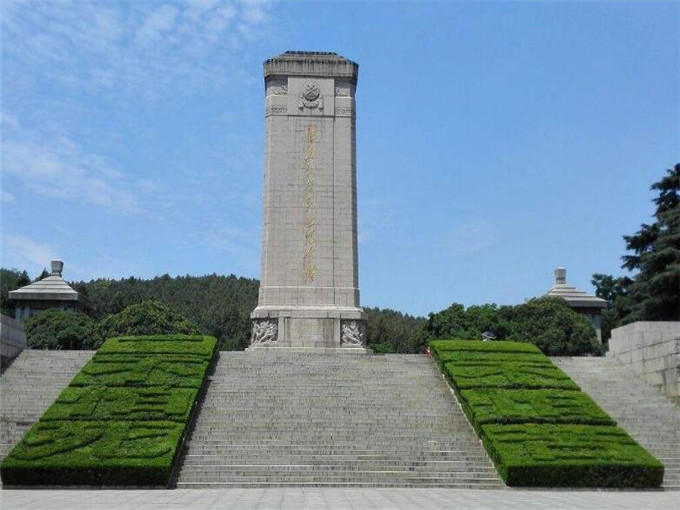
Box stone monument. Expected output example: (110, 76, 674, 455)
(250, 51, 367, 350)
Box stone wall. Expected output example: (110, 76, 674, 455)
(1, 313, 27, 370)
(608, 321, 680, 405)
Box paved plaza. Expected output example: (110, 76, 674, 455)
(1, 488, 678, 510)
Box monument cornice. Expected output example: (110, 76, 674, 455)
(264, 51, 358, 84)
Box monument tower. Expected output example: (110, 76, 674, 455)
(250, 51, 367, 350)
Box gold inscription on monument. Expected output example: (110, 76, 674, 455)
(303, 124, 318, 283)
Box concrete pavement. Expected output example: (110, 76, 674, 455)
(1, 488, 679, 510)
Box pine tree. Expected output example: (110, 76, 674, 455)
(621, 164, 680, 322)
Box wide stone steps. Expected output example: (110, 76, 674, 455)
(176, 474, 501, 485)
(0, 349, 94, 478)
(552, 356, 680, 490)
(174, 352, 502, 488)
(176, 480, 504, 489)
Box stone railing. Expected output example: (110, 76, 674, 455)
(608, 321, 679, 405)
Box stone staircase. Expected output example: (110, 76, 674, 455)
(0, 350, 94, 460)
(174, 352, 503, 488)
(552, 356, 680, 490)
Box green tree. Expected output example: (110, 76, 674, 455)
(25, 309, 97, 350)
(363, 307, 426, 353)
(620, 164, 680, 323)
(507, 297, 602, 356)
(590, 273, 630, 303)
(590, 273, 632, 342)
(423, 303, 509, 341)
(35, 268, 50, 281)
(423, 298, 601, 356)
(97, 300, 200, 346)
(0, 268, 30, 317)
(76, 273, 259, 349)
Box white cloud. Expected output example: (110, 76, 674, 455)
(2, 136, 142, 214)
(241, 0, 268, 24)
(1, 191, 15, 204)
(1, 1, 273, 98)
(1, 232, 58, 269)
(205, 225, 257, 254)
(137, 5, 180, 44)
(203, 224, 260, 274)
(446, 221, 502, 255)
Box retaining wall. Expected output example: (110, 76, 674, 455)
(0, 314, 26, 370)
(608, 321, 680, 405)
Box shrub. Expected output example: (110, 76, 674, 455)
(425, 299, 603, 356)
(482, 424, 663, 488)
(430, 340, 542, 354)
(443, 360, 579, 390)
(459, 388, 615, 426)
(70, 356, 211, 388)
(96, 301, 200, 348)
(370, 342, 396, 354)
(0, 334, 218, 487)
(25, 309, 97, 350)
(435, 351, 551, 364)
(0, 421, 183, 486)
(42, 387, 199, 422)
(508, 298, 603, 356)
(429, 339, 663, 488)
(97, 334, 216, 359)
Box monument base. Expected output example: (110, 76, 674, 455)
(245, 346, 372, 354)
(249, 307, 367, 350)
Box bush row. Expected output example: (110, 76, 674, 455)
(430, 339, 663, 488)
(0, 334, 218, 487)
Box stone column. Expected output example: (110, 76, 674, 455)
(250, 51, 367, 351)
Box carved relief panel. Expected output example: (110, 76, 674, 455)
(287, 77, 334, 116)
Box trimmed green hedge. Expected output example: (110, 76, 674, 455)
(435, 350, 551, 364)
(42, 387, 199, 422)
(482, 424, 664, 488)
(0, 421, 183, 486)
(459, 388, 615, 427)
(1, 334, 218, 487)
(430, 339, 663, 488)
(70, 357, 210, 388)
(97, 334, 216, 358)
(431, 339, 542, 354)
(443, 360, 579, 390)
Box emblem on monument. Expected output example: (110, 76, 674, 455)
(299, 81, 323, 110)
(251, 319, 278, 345)
(340, 320, 366, 347)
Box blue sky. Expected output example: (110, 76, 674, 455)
(1, 1, 678, 317)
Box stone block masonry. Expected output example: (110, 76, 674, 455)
(251, 52, 367, 350)
(607, 321, 680, 404)
(0, 314, 26, 370)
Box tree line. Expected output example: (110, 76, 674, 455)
(0, 268, 599, 355)
(3, 163, 676, 354)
